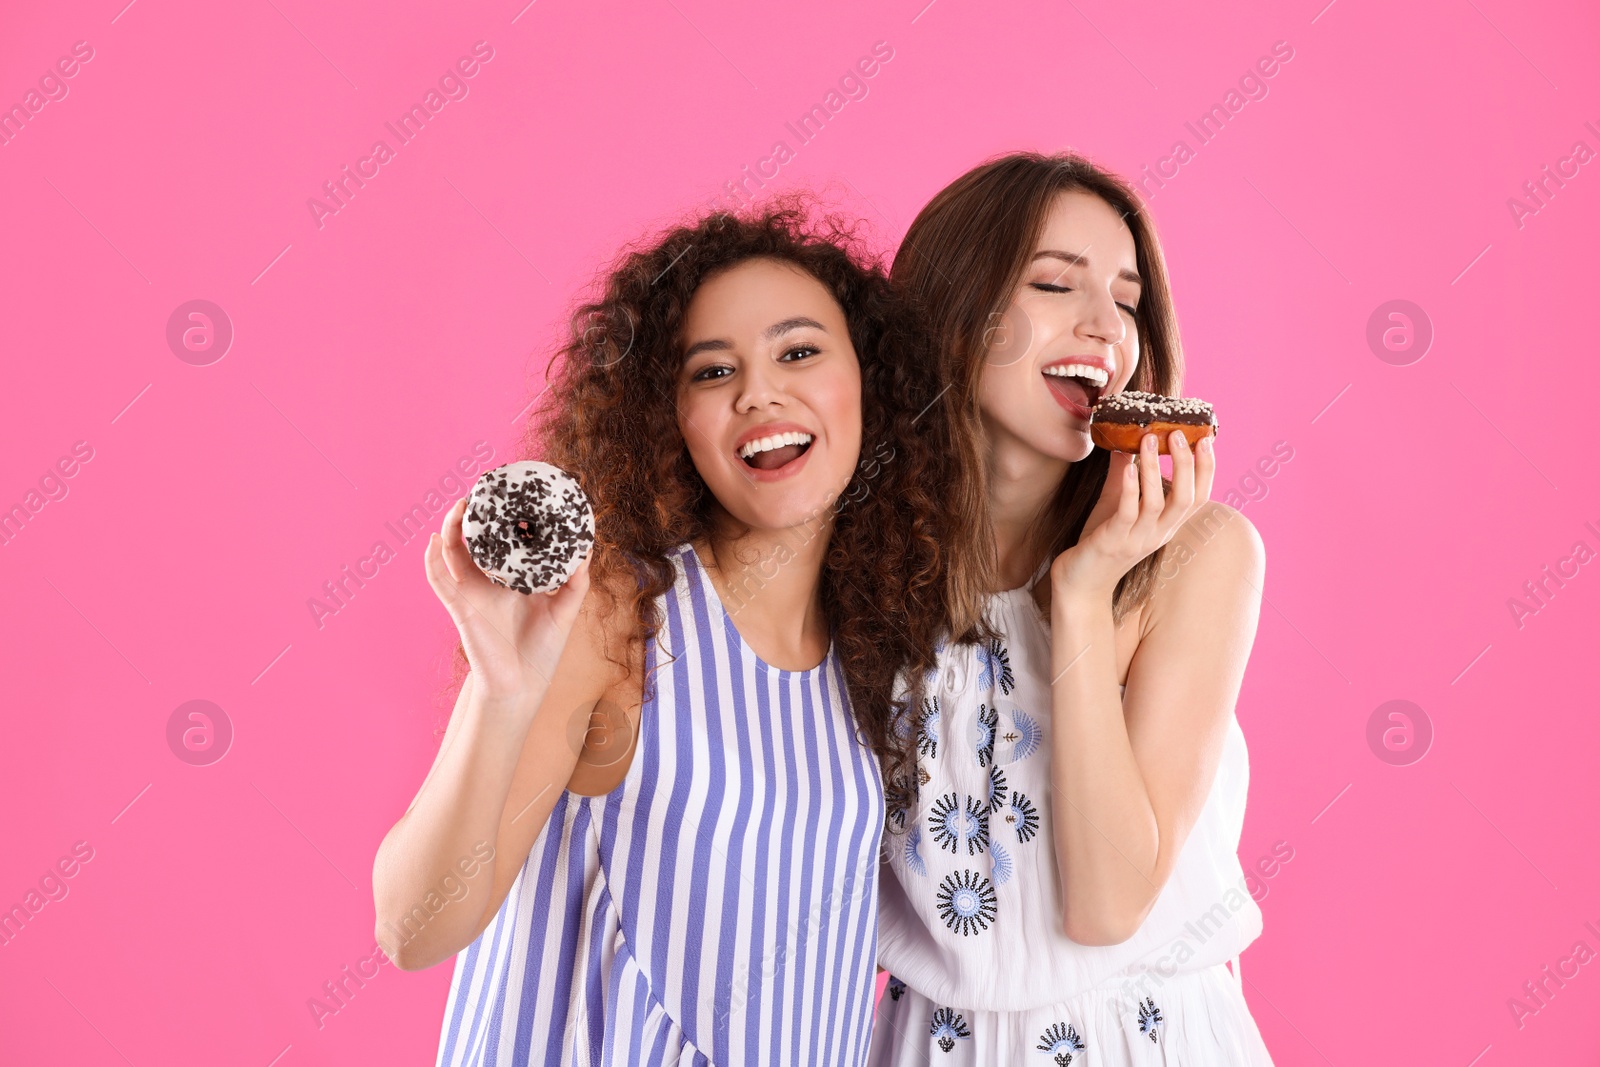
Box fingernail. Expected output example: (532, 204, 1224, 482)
(1173, 431, 1188, 451)
(1199, 436, 1213, 454)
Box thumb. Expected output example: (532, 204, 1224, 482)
(546, 551, 592, 616)
(1085, 451, 1135, 528)
(1105, 450, 1137, 494)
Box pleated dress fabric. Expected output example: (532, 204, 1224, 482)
(436, 544, 886, 1066)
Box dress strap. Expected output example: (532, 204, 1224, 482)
(677, 542, 721, 615)
(677, 542, 704, 589)
(1027, 552, 1052, 589)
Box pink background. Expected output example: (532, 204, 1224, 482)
(3, 0, 1597, 1063)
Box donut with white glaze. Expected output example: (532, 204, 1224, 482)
(461, 461, 594, 594)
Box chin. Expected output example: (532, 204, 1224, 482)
(1023, 422, 1095, 464)
(723, 483, 847, 536)
(1059, 434, 1096, 463)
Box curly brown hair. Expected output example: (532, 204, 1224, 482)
(444, 192, 984, 817)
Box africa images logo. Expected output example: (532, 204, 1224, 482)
(306, 42, 496, 229)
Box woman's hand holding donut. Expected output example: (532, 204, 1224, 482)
(1050, 429, 1216, 601)
(424, 496, 591, 708)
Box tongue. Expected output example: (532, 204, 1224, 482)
(749, 443, 805, 471)
(1048, 376, 1093, 410)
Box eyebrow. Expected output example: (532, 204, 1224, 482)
(681, 316, 828, 360)
(1033, 249, 1143, 288)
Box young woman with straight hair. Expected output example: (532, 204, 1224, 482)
(871, 152, 1274, 1064)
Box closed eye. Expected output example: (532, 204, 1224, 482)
(1031, 282, 1138, 317)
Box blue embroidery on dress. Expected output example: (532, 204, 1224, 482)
(904, 824, 928, 877)
(1036, 1021, 1085, 1065)
(989, 839, 1013, 885)
(930, 792, 989, 855)
(975, 703, 998, 767)
(1008, 708, 1042, 761)
(1007, 791, 1040, 844)
(976, 638, 1015, 695)
(1138, 997, 1164, 1042)
(936, 870, 998, 936)
(918, 697, 941, 759)
(930, 1006, 972, 1052)
(986, 764, 1008, 814)
(885, 756, 921, 832)
(892, 699, 916, 741)
(887, 976, 908, 1001)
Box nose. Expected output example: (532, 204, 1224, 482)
(1076, 288, 1128, 349)
(734, 356, 787, 413)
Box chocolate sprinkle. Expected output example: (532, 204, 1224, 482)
(461, 461, 595, 595)
(1090, 389, 1219, 432)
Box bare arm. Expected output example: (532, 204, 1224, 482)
(1048, 500, 1263, 944)
(371, 497, 628, 971)
(1042, 432, 1262, 945)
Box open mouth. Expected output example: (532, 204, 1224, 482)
(1042, 362, 1109, 413)
(737, 431, 814, 472)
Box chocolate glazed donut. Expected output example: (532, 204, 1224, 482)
(1088, 390, 1218, 454)
(461, 461, 595, 594)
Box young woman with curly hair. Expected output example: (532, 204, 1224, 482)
(870, 153, 1273, 1064)
(371, 196, 985, 1066)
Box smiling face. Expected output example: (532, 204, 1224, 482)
(675, 256, 863, 533)
(979, 189, 1144, 464)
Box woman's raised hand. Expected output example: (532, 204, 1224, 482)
(423, 496, 592, 707)
(1051, 430, 1216, 601)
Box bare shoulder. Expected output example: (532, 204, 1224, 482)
(563, 562, 646, 796)
(1176, 502, 1264, 576)
(564, 562, 645, 684)
(1146, 503, 1266, 625)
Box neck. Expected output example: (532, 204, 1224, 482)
(694, 507, 833, 657)
(984, 421, 1071, 592)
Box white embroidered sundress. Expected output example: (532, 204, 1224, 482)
(870, 564, 1274, 1064)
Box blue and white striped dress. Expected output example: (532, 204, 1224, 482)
(435, 543, 886, 1066)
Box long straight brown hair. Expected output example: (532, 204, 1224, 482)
(893, 151, 1185, 627)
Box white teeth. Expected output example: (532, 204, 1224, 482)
(1042, 362, 1110, 387)
(738, 431, 814, 459)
